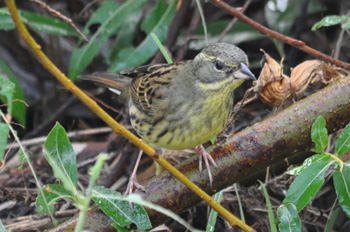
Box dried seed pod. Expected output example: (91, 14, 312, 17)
(253, 51, 348, 108)
(255, 49, 284, 91)
(254, 51, 292, 106)
(290, 60, 345, 99)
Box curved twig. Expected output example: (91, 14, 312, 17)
(211, 0, 350, 69)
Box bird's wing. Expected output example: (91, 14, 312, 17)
(128, 62, 187, 115)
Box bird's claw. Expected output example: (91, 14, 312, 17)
(195, 145, 217, 186)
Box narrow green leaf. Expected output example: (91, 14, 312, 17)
(312, 15, 350, 31)
(286, 153, 330, 175)
(0, 74, 14, 116)
(277, 203, 301, 232)
(335, 122, 350, 156)
(107, 10, 143, 63)
(311, 116, 328, 153)
(259, 180, 277, 232)
(0, 8, 77, 36)
(45, 122, 77, 191)
(0, 123, 9, 161)
(333, 162, 350, 218)
(343, 21, 350, 29)
(36, 186, 59, 215)
(108, 0, 177, 73)
(233, 183, 245, 222)
(325, 207, 341, 232)
(141, 0, 168, 34)
(92, 186, 151, 230)
(80, 1, 119, 36)
(283, 161, 330, 211)
(206, 190, 224, 232)
(47, 184, 75, 200)
(0, 59, 26, 126)
(87, 153, 108, 192)
(68, 0, 146, 80)
(151, 32, 173, 64)
(0, 219, 7, 232)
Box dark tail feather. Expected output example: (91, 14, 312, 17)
(79, 72, 131, 103)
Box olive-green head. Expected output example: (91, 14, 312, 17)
(192, 43, 255, 84)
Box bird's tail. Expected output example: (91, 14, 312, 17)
(80, 72, 131, 103)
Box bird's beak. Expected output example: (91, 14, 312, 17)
(234, 63, 256, 80)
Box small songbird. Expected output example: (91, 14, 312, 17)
(82, 42, 255, 186)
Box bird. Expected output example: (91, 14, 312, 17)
(81, 42, 255, 187)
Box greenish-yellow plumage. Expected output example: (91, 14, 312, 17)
(82, 43, 255, 185)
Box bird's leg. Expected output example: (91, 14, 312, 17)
(124, 150, 146, 197)
(195, 145, 217, 186)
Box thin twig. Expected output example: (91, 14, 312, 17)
(5, 127, 113, 149)
(216, 0, 252, 42)
(29, 0, 88, 42)
(211, 0, 350, 69)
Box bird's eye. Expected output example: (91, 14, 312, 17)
(215, 60, 224, 70)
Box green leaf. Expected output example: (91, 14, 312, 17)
(311, 116, 328, 153)
(108, 0, 177, 73)
(206, 190, 224, 232)
(335, 122, 350, 156)
(259, 180, 278, 232)
(287, 153, 330, 175)
(333, 162, 350, 218)
(312, 15, 350, 31)
(46, 184, 75, 200)
(106, 10, 143, 63)
(92, 186, 151, 230)
(0, 219, 7, 232)
(325, 207, 341, 232)
(283, 161, 330, 211)
(0, 59, 26, 126)
(36, 186, 59, 215)
(68, 0, 146, 80)
(0, 8, 78, 36)
(141, 0, 168, 34)
(87, 153, 108, 192)
(0, 123, 9, 161)
(343, 21, 350, 29)
(45, 122, 77, 192)
(0, 74, 14, 116)
(80, 1, 120, 36)
(277, 203, 301, 232)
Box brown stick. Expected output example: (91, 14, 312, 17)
(211, 0, 350, 69)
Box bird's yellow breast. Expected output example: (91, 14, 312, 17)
(130, 78, 244, 150)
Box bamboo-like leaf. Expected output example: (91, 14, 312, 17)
(0, 59, 26, 126)
(92, 186, 151, 230)
(0, 8, 77, 36)
(68, 0, 146, 79)
(335, 122, 350, 156)
(333, 162, 350, 218)
(283, 161, 330, 211)
(45, 123, 77, 192)
(311, 116, 328, 153)
(287, 153, 330, 175)
(277, 203, 301, 232)
(108, 0, 176, 73)
(0, 123, 9, 161)
(312, 15, 350, 31)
